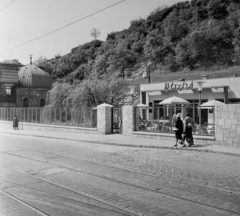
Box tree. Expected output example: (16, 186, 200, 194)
(1, 59, 20, 64)
(109, 41, 137, 79)
(90, 28, 101, 40)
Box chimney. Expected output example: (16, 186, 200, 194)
(202, 75, 208, 80)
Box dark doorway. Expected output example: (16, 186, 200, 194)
(22, 97, 29, 107)
(112, 107, 122, 134)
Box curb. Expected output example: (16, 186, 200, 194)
(1, 131, 240, 157)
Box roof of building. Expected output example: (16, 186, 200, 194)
(18, 64, 53, 89)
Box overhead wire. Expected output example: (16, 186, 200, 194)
(0, 0, 126, 55)
(1, 2, 111, 45)
(0, 0, 15, 12)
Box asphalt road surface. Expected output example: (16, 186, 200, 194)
(0, 133, 240, 216)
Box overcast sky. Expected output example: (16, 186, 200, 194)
(0, 0, 185, 65)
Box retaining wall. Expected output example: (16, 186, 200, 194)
(0, 121, 97, 134)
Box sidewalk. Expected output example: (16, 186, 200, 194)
(1, 128, 240, 156)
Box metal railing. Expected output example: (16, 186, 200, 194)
(134, 105, 215, 136)
(0, 107, 97, 128)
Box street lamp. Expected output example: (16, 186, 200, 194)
(142, 62, 151, 83)
(195, 81, 205, 126)
(129, 86, 136, 105)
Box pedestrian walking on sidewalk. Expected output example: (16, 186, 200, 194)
(174, 114, 184, 146)
(182, 113, 194, 147)
(13, 115, 19, 130)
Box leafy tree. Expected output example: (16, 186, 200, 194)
(46, 81, 73, 108)
(108, 41, 137, 79)
(1, 59, 20, 64)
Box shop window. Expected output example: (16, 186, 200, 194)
(23, 97, 29, 107)
(40, 98, 45, 107)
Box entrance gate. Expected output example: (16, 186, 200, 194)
(112, 107, 122, 134)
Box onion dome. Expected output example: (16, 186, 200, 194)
(18, 57, 53, 89)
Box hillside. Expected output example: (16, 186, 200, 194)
(38, 0, 240, 107)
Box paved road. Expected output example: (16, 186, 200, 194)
(0, 133, 240, 216)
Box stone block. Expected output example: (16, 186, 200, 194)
(234, 113, 239, 118)
(222, 112, 230, 119)
(222, 125, 232, 129)
(226, 137, 233, 145)
(236, 107, 240, 113)
(237, 125, 240, 133)
(222, 105, 228, 111)
(218, 119, 224, 126)
(215, 133, 223, 141)
(232, 119, 238, 125)
(223, 130, 230, 137)
(228, 105, 235, 112)
(214, 141, 222, 145)
(229, 131, 236, 138)
(233, 137, 238, 143)
(225, 119, 232, 126)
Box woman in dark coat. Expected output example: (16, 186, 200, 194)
(174, 114, 183, 146)
(13, 115, 19, 130)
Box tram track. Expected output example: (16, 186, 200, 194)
(0, 179, 142, 216)
(1, 149, 240, 215)
(0, 189, 50, 216)
(2, 143, 240, 195)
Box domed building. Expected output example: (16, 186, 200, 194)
(16, 57, 53, 107)
(0, 56, 53, 108)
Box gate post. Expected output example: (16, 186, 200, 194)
(122, 105, 135, 136)
(97, 103, 113, 135)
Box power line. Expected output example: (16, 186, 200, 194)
(0, 0, 15, 12)
(0, 2, 111, 45)
(0, 0, 126, 55)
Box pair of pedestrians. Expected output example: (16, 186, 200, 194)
(173, 113, 194, 147)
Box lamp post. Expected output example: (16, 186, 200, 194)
(142, 62, 151, 83)
(195, 81, 205, 126)
(129, 86, 136, 105)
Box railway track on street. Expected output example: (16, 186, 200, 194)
(1, 147, 240, 215)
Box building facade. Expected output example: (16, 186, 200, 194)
(0, 63, 19, 107)
(0, 59, 53, 108)
(140, 75, 240, 123)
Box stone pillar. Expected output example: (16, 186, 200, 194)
(97, 103, 113, 135)
(122, 105, 135, 136)
(215, 104, 240, 146)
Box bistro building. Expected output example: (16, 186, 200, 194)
(138, 74, 240, 135)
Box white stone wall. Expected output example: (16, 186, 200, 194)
(215, 104, 240, 146)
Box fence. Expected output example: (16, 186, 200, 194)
(134, 105, 215, 136)
(0, 107, 97, 128)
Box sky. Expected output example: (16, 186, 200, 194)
(0, 0, 186, 65)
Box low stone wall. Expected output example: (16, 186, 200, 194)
(132, 132, 215, 145)
(122, 106, 215, 145)
(0, 121, 97, 134)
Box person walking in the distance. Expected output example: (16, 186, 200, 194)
(13, 115, 19, 130)
(174, 113, 184, 146)
(183, 113, 194, 146)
